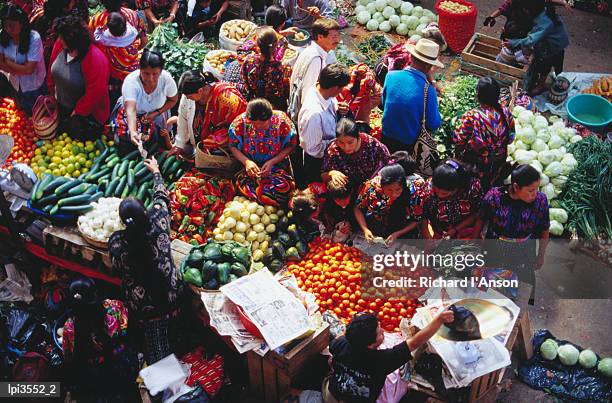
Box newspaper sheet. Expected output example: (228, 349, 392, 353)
(200, 291, 267, 354)
(411, 288, 516, 387)
(220, 269, 312, 350)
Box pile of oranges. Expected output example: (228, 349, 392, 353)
(0, 98, 37, 167)
(288, 238, 424, 333)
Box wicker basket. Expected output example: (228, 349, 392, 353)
(78, 228, 109, 250)
(195, 143, 241, 172)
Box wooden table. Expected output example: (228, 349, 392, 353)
(417, 283, 533, 403)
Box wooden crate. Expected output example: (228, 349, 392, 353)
(247, 323, 330, 402)
(43, 226, 114, 273)
(461, 33, 529, 85)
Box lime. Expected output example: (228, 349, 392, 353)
(59, 167, 66, 175)
(34, 149, 41, 155)
(82, 167, 89, 173)
(95, 150, 101, 156)
(88, 152, 96, 160)
(108, 141, 114, 147)
(73, 170, 81, 177)
(52, 169, 61, 176)
(66, 164, 75, 174)
(49, 162, 57, 169)
(46, 149, 54, 157)
(85, 144, 94, 152)
(74, 163, 81, 170)
(85, 160, 93, 168)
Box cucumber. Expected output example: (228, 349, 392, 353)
(156, 150, 169, 167)
(136, 181, 150, 200)
(140, 171, 154, 183)
(128, 160, 136, 170)
(121, 183, 131, 199)
(58, 194, 92, 206)
(37, 193, 60, 207)
(85, 186, 97, 195)
(124, 149, 140, 161)
(97, 147, 110, 164)
(134, 160, 145, 172)
(161, 156, 176, 176)
(105, 178, 120, 197)
(117, 160, 129, 177)
(49, 204, 60, 215)
(111, 163, 120, 181)
(129, 186, 138, 197)
(97, 173, 111, 184)
(34, 174, 53, 200)
(106, 156, 120, 168)
(98, 179, 109, 192)
(58, 204, 94, 214)
(127, 169, 136, 188)
(85, 161, 101, 180)
(89, 191, 104, 203)
(68, 183, 91, 196)
(135, 166, 149, 180)
(166, 160, 182, 179)
(173, 169, 185, 181)
(88, 167, 111, 182)
(114, 176, 127, 197)
(42, 204, 53, 214)
(144, 198, 153, 209)
(103, 150, 117, 164)
(43, 176, 70, 196)
(55, 179, 83, 196)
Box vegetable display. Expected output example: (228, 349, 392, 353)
(582, 75, 612, 101)
(77, 197, 125, 243)
(30, 133, 103, 179)
(263, 210, 310, 272)
(599, 358, 612, 378)
(560, 136, 612, 240)
(355, 35, 393, 69)
(288, 238, 420, 332)
(29, 174, 103, 216)
(434, 75, 479, 158)
(355, 0, 438, 38)
(438, 0, 472, 13)
(170, 173, 235, 245)
(557, 344, 580, 366)
(508, 107, 581, 235)
(579, 349, 598, 369)
(84, 146, 185, 209)
(205, 50, 237, 76)
(212, 196, 282, 259)
(220, 20, 256, 42)
(148, 23, 213, 80)
(0, 98, 37, 167)
(540, 338, 559, 360)
(181, 240, 251, 289)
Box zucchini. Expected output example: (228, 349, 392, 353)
(98, 179, 109, 191)
(161, 155, 176, 176)
(124, 149, 140, 161)
(134, 160, 145, 172)
(89, 191, 104, 203)
(135, 166, 149, 179)
(43, 176, 70, 196)
(105, 178, 120, 197)
(117, 160, 129, 177)
(121, 183, 131, 199)
(105, 155, 120, 168)
(49, 204, 60, 215)
(58, 204, 94, 214)
(37, 193, 60, 207)
(34, 174, 54, 200)
(136, 181, 150, 200)
(55, 179, 83, 196)
(68, 183, 91, 196)
(85, 186, 97, 195)
(88, 167, 111, 182)
(58, 194, 92, 206)
(111, 163, 120, 181)
(114, 176, 127, 197)
(127, 168, 135, 188)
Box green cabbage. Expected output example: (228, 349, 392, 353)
(540, 339, 558, 360)
(355, 5, 366, 13)
(578, 349, 598, 369)
(373, 11, 385, 23)
(558, 344, 580, 366)
(401, 1, 414, 15)
(409, 34, 421, 42)
(538, 150, 555, 166)
(389, 14, 401, 27)
(518, 127, 536, 144)
(512, 105, 526, 118)
(531, 139, 548, 153)
(514, 140, 528, 151)
(514, 150, 537, 165)
(389, 0, 402, 8)
(544, 161, 563, 178)
(366, 19, 380, 30)
(379, 20, 392, 32)
(598, 357, 612, 377)
(570, 135, 583, 144)
(419, 16, 430, 25)
(530, 160, 543, 173)
(366, 2, 377, 14)
(549, 220, 564, 236)
(518, 110, 534, 125)
(537, 129, 551, 143)
(551, 175, 568, 188)
(396, 22, 409, 35)
(405, 15, 419, 28)
(543, 183, 556, 199)
(549, 208, 568, 224)
(548, 134, 564, 149)
(533, 115, 549, 130)
(383, 6, 396, 18)
(357, 10, 371, 24)
(375, 0, 388, 11)
(412, 5, 423, 17)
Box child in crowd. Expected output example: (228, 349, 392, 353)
(290, 188, 324, 243)
(319, 180, 357, 243)
(496, 20, 530, 66)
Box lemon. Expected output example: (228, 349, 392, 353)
(95, 150, 101, 156)
(74, 163, 81, 170)
(85, 144, 94, 152)
(82, 167, 89, 173)
(59, 167, 66, 175)
(73, 170, 81, 177)
(66, 164, 75, 173)
(85, 160, 93, 168)
(34, 149, 41, 155)
(51, 156, 61, 164)
(45, 169, 52, 175)
(108, 141, 114, 147)
(49, 162, 57, 169)
(46, 149, 54, 157)
(52, 169, 61, 176)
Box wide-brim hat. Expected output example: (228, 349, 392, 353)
(406, 38, 444, 68)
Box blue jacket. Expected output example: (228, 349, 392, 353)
(508, 12, 569, 60)
(381, 68, 441, 146)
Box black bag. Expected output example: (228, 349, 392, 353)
(174, 384, 211, 403)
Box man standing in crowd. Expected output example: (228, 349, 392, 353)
(381, 38, 443, 153)
(297, 64, 350, 186)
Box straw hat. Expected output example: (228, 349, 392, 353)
(406, 38, 444, 68)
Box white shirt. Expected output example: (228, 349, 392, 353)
(0, 30, 46, 93)
(290, 41, 337, 108)
(174, 94, 196, 152)
(298, 86, 337, 159)
(122, 69, 178, 114)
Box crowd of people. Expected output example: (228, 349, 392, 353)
(0, 0, 571, 401)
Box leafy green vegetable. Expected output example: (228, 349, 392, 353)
(434, 75, 480, 159)
(355, 35, 393, 69)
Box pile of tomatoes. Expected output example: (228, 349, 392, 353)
(0, 98, 37, 167)
(288, 238, 423, 333)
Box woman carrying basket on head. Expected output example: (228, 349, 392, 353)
(170, 70, 246, 159)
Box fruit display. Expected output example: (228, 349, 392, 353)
(220, 20, 257, 42)
(288, 238, 421, 332)
(170, 173, 236, 245)
(29, 174, 103, 216)
(212, 196, 282, 260)
(204, 50, 237, 76)
(84, 146, 186, 208)
(582, 75, 612, 101)
(77, 197, 125, 243)
(181, 240, 251, 289)
(0, 98, 37, 167)
(438, 0, 471, 13)
(30, 133, 106, 179)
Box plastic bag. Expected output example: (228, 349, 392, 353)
(174, 384, 210, 403)
(0, 264, 33, 303)
(518, 329, 612, 402)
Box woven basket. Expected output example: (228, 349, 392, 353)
(195, 143, 241, 172)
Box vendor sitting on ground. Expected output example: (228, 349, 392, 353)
(421, 159, 484, 239)
(109, 157, 185, 364)
(184, 0, 229, 38)
(322, 118, 390, 190)
(229, 98, 297, 206)
(137, 0, 180, 30)
(281, 0, 333, 31)
(172, 70, 246, 158)
(236, 5, 297, 60)
(354, 160, 423, 244)
(323, 310, 454, 403)
(112, 49, 178, 155)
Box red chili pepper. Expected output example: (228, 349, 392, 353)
(193, 234, 204, 244)
(180, 235, 190, 242)
(191, 216, 204, 226)
(191, 201, 203, 211)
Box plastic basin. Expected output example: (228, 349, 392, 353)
(287, 29, 311, 47)
(566, 94, 612, 132)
